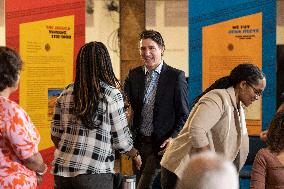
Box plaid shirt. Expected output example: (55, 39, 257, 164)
(51, 82, 133, 177)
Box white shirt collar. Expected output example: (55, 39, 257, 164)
(144, 60, 164, 75)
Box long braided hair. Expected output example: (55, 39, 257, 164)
(73, 42, 120, 127)
(191, 63, 265, 108)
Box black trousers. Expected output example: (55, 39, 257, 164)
(54, 173, 113, 189)
(160, 166, 178, 189)
(133, 136, 161, 189)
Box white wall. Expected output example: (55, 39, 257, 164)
(86, 0, 189, 78)
(146, 1, 189, 77)
(86, 0, 120, 78)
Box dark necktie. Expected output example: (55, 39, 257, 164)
(140, 71, 159, 136)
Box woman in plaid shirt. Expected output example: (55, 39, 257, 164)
(51, 42, 142, 189)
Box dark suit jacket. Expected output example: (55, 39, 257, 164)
(124, 63, 189, 151)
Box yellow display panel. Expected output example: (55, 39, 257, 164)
(20, 16, 74, 150)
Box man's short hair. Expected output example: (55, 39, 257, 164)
(176, 151, 239, 189)
(139, 29, 165, 49)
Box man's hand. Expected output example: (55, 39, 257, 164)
(133, 155, 142, 170)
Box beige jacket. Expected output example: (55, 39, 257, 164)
(160, 87, 249, 178)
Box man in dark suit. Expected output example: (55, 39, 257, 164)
(124, 29, 189, 189)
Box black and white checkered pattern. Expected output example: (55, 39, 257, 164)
(51, 82, 133, 177)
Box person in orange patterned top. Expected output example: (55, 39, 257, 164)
(0, 46, 47, 188)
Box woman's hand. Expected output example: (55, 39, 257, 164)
(125, 148, 142, 170)
(22, 152, 47, 176)
(36, 175, 43, 185)
(158, 137, 173, 156)
(259, 130, 268, 142)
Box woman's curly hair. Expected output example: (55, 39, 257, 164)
(267, 112, 284, 153)
(0, 47, 22, 92)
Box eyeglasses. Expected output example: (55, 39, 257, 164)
(246, 82, 263, 97)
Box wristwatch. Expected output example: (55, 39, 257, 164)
(36, 171, 45, 176)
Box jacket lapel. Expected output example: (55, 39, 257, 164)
(226, 87, 244, 149)
(226, 87, 249, 171)
(227, 87, 238, 110)
(155, 63, 168, 106)
(138, 67, 146, 105)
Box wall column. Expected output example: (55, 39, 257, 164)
(119, 0, 145, 175)
(120, 0, 145, 81)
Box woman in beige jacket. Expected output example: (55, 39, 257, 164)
(160, 63, 266, 189)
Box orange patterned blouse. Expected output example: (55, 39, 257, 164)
(0, 96, 40, 189)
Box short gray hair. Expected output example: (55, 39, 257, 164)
(176, 151, 238, 189)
